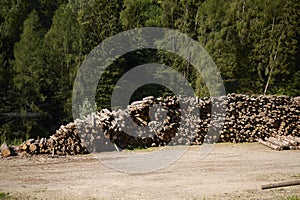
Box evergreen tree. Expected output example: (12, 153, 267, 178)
(176, 0, 200, 39)
(13, 10, 46, 139)
(43, 2, 82, 125)
(1, 0, 299, 143)
(160, 0, 181, 29)
(120, 0, 162, 30)
(248, 0, 299, 95)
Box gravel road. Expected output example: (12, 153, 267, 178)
(1, 143, 300, 199)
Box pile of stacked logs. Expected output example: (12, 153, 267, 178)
(48, 122, 88, 155)
(92, 94, 299, 149)
(258, 136, 300, 150)
(217, 94, 299, 143)
(1, 94, 299, 157)
(1, 123, 89, 157)
(18, 138, 50, 155)
(93, 96, 205, 150)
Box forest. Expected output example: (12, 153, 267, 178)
(0, 0, 299, 144)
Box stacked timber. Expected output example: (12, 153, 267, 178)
(94, 94, 299, 149)
(19, 138, 50, 155)
(94, 96, 202, 149)
(49, 123, 88, 155)
(1, 94, 299, 157)
(75, 111, 117, 152)
(218, 94, 298, 143)
(82, 94, 299, 150)
(13, 123, 88, 156)
(258, 135, 300, 150)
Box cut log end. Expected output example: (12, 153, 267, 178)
(1, 143, 15, 157)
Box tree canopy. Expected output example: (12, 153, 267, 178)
(0, 0, 299, 143)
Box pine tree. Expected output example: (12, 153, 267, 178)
(120, 0, 162, 30)
(271, 0, 300, 96)
(176, 0, 200, 39)
(43, 3, 82, 124)
(160, 0, 181, 29)
(13, 10, 46, 138)
(247, 0, 299, 95)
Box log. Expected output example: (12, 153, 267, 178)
(258, 139, 282, 151)
(25, 139, 34, 146)
(19, 142, 28, 151)
(286, 135, 300, 144)
(280, 136, 298, 146)
(267, 137, 289, 148)
(1, 143, 13, 157)
(293, 136, 300, 144)
(262, 180, 300, 190)
(29, 143, 38, 153)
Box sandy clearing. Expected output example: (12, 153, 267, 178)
(0, 143, 300, 199)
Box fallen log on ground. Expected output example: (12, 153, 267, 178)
(262, 180, 300, 190)
(261, 135, 300, 150)
(0, 143, 15, 157)
(258, 139, 283, 151)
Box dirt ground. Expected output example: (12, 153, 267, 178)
(1, 143, 300, 200)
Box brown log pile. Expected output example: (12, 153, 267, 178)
(49, 123, 89, 155)
(1, 94, 299, 157)
(91, 94, 299, 150)
(258, 135, 300, 150)
(3, 123, 89, 157)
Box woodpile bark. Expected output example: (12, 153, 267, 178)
(0, 143, 15, 157)
(1, 94, 299, 157)
(5, 123, 89, 157)
(93, 94, 299, 150)
(258, 136, 300, 150)
(48, 123, 89, 155)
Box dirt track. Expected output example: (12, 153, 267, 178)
(1, 143, 300, 199)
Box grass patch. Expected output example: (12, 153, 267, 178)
(291, 173, 300, 179)
(282, 196, 300, 200)
(0, 192, 8, 199)
(0, 192, 13, 200)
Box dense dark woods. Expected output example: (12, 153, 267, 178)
(0, 0, 299, 144)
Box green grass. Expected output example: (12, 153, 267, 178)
(0, 138, 23, 146)
(0, 192, 19, 200)
(282, 196, 300, 200)
(291, 173, 300, 179)
(0, 192, 11, 200)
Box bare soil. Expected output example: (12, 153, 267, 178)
(1, 143, 300, 199)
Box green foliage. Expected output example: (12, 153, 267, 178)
(281, 197, 300, 200)
(0, 0, 299, 142)
(120, 0, 162, 29)
(0, 192, 8, 199)
(0, 0, 30, 144)
(13, 10, 47, 139)
(0, 192, 16, 200)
